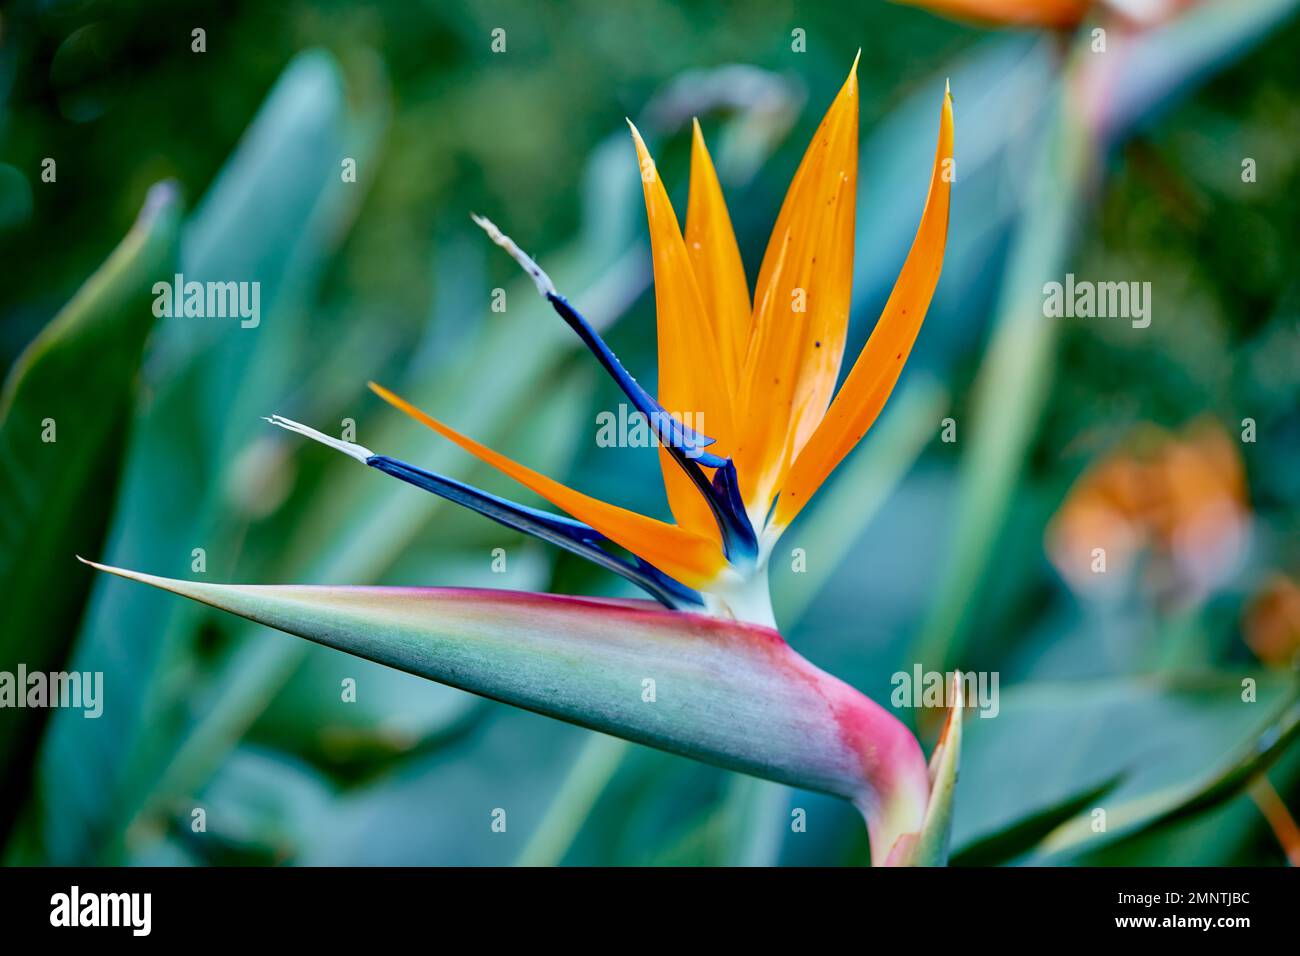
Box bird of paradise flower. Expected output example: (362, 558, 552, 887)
(86, 59, 959, 865)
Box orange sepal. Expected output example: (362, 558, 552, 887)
(774, 83, 953, 530)
(734, 54, 860, 525)
(369, 382, 726, 589)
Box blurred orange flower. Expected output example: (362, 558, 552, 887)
(895, 0, 1196, 31)
(896, 0, 1093, 29)
(1047, 421, 1249, 601)
(1244, 575, 1300, 666)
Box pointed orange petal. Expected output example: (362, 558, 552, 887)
(734, 55, 860, 525)
(773, 84, 953, 531)
(629, 121, 734, 545)
(369, 382, 726, 589)
(686, 119, 752, 389)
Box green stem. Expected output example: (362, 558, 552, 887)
(515, 733, 631, 867)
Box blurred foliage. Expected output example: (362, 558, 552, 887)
(0, 180, 181, 844)
(1, 0, 1298, 865)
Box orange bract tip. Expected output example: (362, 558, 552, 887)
(627, 119, 737, 545)
(626, 119, 649, 153)
(773, 84, 954, 530)
(685, 118, 751, 398)
(368, 382, 727, 589)
(733, 56, 861, 526)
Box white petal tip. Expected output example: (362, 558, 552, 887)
(266, 414, 374, 464)
(470, 214, 556, 299)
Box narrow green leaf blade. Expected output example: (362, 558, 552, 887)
(912, 673, 964, 866)
(1035, 687, 1300, 862)
(953, 673, 1299, 861)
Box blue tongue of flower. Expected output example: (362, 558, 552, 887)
(261, 414, 703, 610)
(470, 213, 721, 464)
(543, 291, 723, 466)
(471, 214, 758, 564)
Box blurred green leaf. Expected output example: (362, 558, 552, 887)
(29, 49, 386, 865)
(0, 181, 181, 846)
(951, 773, 1122, 866)
(913, 0, 1300, 676)
(1090, 0, 1300, 145)
(773, 377, 949, 624)
(1069, 747, 1300, 866)
(912, 72, 1090, 674)
(243, 644, 484, 779)
(299, 708, 591, 865)
(516, 732, 629, 867)
(953, 672, 1299, 861)
(1033, 684, 1300, 861)
(180, 745, 337, 865)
